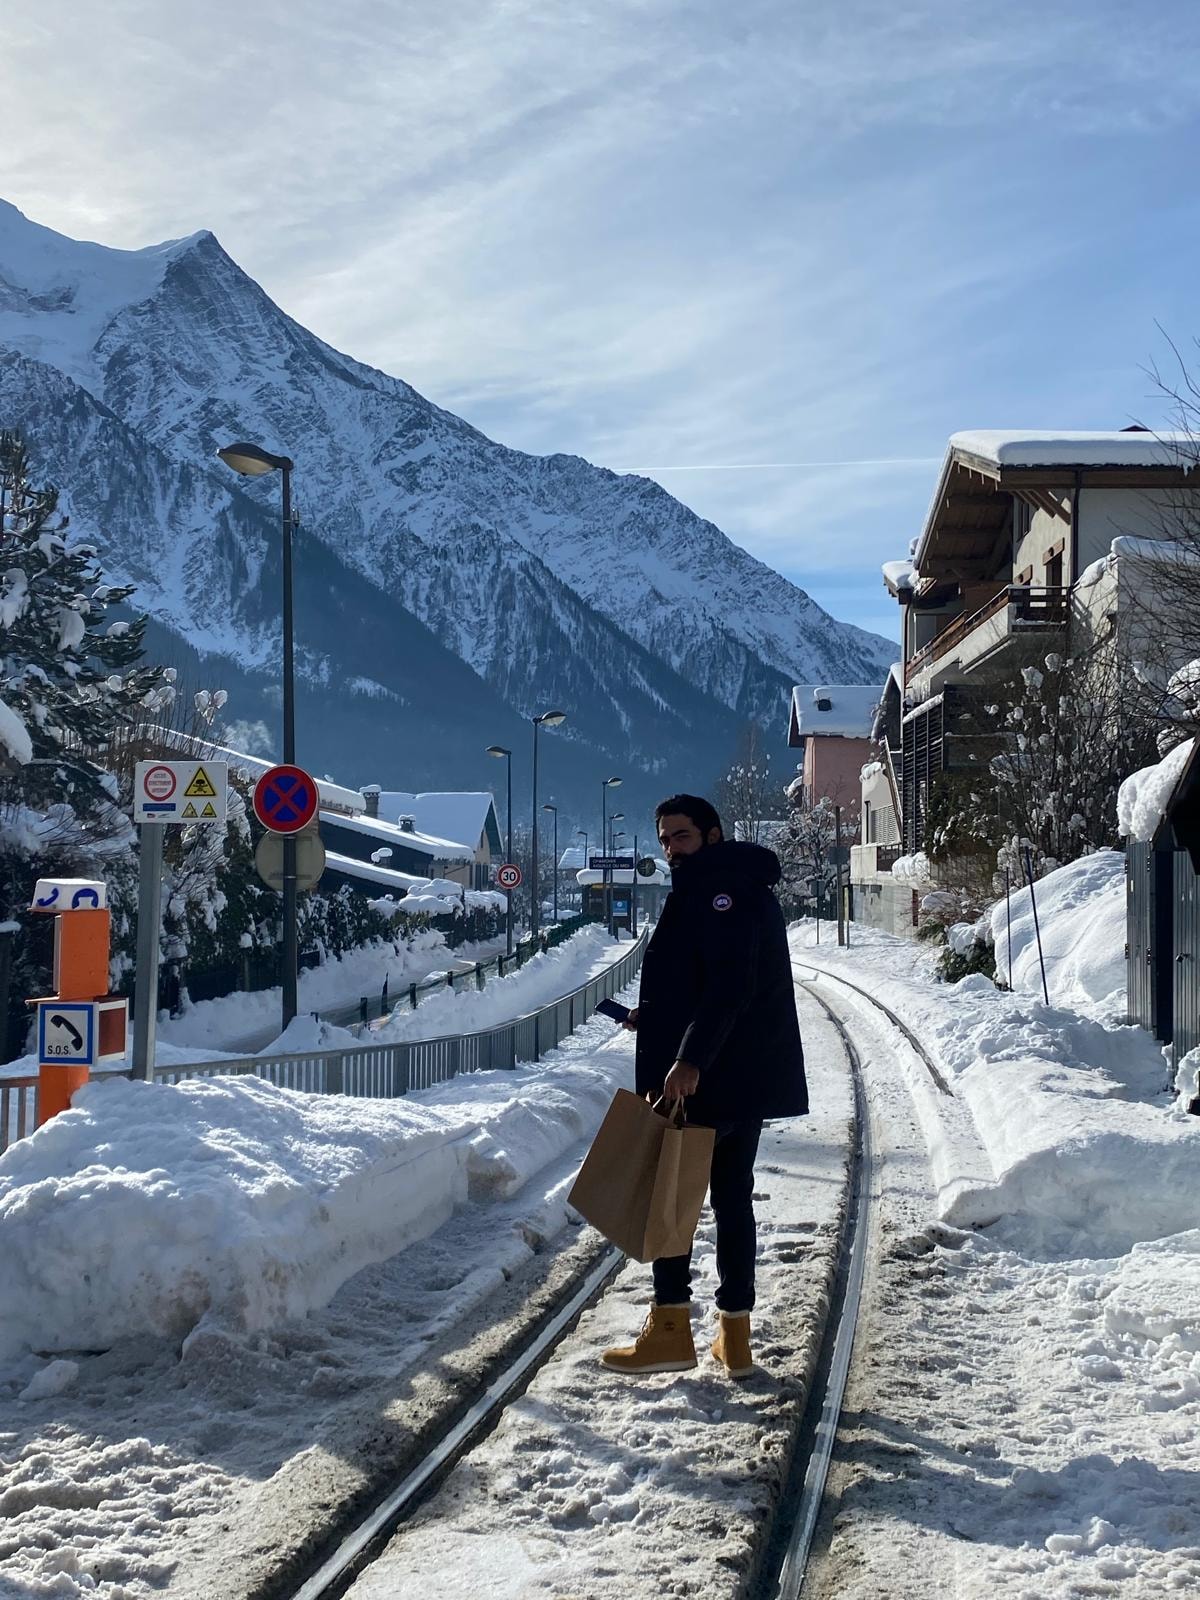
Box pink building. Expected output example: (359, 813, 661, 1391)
(786, 685, 883, 827)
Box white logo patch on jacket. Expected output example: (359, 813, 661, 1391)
(712, 893, 733, 911)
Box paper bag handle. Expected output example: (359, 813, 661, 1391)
(651, 1095, 688, 1128)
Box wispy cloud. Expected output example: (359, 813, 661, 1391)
(3, 0, 1200, 643)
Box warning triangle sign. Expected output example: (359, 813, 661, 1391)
(201, 802, 217, 818)
(182, 802, 199, 818)
(184, 765, 219, 798)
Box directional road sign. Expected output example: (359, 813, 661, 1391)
(37, 1001, 98, 1067)
(496, 863, 523, 889)
(254, 765, 318, 834)
(134, 760, 228, 825)
(589, 855, 635, 871)
(255, 829, 326, 892)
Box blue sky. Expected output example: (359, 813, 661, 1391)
(5, 0, 1200, 646)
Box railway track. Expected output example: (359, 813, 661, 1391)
(277, 962, 943, 1600)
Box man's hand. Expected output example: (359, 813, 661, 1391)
(623, 1006, 639, 1031)
(663, 1060, 700, 1101)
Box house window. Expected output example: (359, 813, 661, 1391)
(1014, 498, 1032, 541)
(1045, 551, 1063, 588)
(864, 800, 873, 843)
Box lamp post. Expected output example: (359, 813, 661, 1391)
(217, 441, 299, 1029)
(601, 777, 622, 935)
(575, 829, 588, 916)
(609, 813, 625, 852)
(530, 711, 567, 937)
(486, 745, 513, 955)
(543, 804, 559, 925)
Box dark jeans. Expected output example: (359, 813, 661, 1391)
(653, 1119, 763, 1313)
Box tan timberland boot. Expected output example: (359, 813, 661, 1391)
(601, 1304, 697, 1374)
(710, 1310, 754, 1378)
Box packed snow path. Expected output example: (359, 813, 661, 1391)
(794, 922, 1200, 1599)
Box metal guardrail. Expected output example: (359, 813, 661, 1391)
(1, 929, 647, 1154)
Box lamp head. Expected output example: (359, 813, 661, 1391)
(542, 802, 557, 812)
(604, 776, 622, 788)
(486, 745, 511, 759)
(217, 441, 293, 476)
(536, 709, 567, 728)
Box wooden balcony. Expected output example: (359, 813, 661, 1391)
(904, 585, 1068, 686)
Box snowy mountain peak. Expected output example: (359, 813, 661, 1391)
(0, 202, 215, 392)
(0, 201, 896, 805)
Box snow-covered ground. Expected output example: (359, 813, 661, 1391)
(794, 858, 1200, 1598)
(0, 1006, 639, 1597)
(370, 924, 631, 1041)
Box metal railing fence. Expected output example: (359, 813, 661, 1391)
(1, 928, 645, 1155)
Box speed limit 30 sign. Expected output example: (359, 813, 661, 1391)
(496, 863, 523, 889)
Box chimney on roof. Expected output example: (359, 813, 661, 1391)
(398, 814, 415, 833)
(816, 694, 833, 712)
(362, 784, 381, 818)
(1121, 425, 1151, 433)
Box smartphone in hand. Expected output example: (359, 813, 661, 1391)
(595, 998, 631, 1024)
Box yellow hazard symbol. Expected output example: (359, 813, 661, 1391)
(182, 802, 199, 818)
(184, 765, 219, 798)
(201, 802, 217, 818)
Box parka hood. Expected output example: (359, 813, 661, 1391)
(671, 838, 781, 890)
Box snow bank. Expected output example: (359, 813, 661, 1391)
(0, 1075, 477, 1362)
(374, 925, 624, 1042)
(990, 850, 1127, 1016)
(794, 918, 1198, 1258)
(1117, 738, 1194, 842)
(0, 1022, 633, 1364)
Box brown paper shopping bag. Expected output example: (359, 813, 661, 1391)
(568, 1089, 716, 1262)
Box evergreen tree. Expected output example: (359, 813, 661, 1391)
(0, 430, 172, 1053)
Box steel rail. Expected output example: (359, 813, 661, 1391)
(287, 1244, 624, 1600)
(761, 981, 874, 1599)
(790, 957, 954, 1097)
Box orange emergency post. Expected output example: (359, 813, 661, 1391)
(27, 878, 127, 1125)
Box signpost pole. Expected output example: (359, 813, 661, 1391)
(131, 826, 164, 1081)
(835, 805, 845, 947)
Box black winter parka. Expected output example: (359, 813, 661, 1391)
(634, 839, 807, 1124)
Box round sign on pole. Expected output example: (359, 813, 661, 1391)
(254, 765, 319, 835)
(636, 856, 657, 878)
(143, 765, 177, 801)
(496, 863, 523, 890)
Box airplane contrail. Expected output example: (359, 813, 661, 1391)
(613, 457, 941, 472)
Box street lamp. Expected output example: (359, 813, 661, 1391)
(486, 745, 514, 956)
(217, 440, 299, 1029)
(601, 776, 622, 934)
(609, 813, 625, 852)
(543, 804, 559, 925)
(530, 711, 567, 937)
(575, 829, 588, 915)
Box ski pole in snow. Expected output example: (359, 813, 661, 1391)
(1004, 864, 1017, 985)
(1021, 845, 1049, 1005)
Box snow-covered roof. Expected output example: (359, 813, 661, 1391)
(558, 846, 587, 870)
(150, 729, 365, 814)
(320, 809, 473, 863)
(375, 791, 498, 853)
(576, 867, 669, 886)
(950, 431, 1200, 471)
(881, 559, 916, 595)
(1117, 739, 1196, 842)
(789, 684, 882, 741)
(322, 850, 436, 894)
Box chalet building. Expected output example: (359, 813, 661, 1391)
(786, 684, 882, 815)
(856, 429, 1200, 933)
(368, 789, 503, 889)
(317, 809, 474, 883)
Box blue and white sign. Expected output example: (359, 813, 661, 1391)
(37, 1001, 98, 1067)
(30, 878, 108, 912)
